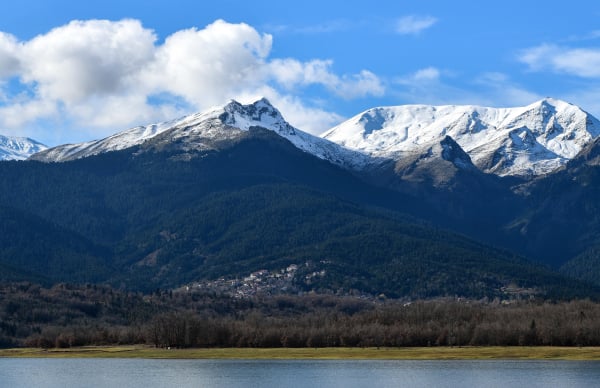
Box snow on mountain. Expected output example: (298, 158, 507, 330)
(0, 135, 47, 161)
(29, 97, 600, 178)
(322, 98, 600, 177)
(30, 98, 368, 169)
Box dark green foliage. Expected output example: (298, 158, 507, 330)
(560, 247, 600, 286)
(0, 205, 110, 283)
(0, 129, 596, 298)
(505, 142, 600, 268)
(112, 183, 587, 298)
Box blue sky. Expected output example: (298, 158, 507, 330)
(1, 0, 600, 146)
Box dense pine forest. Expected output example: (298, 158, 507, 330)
(1, 144, 598, 301)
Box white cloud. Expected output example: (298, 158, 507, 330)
(146, 19, 273, 107)
(396, 15, 438, 35)
(0, 19, 380, 144)
(0, 99, 57, 129)
(411, 67, 441, 82)
(21, 19, 156, 103)
(269, 59, 336, 89)
(0, 32, 21, 78)
(235, 86, 343, 135)
(519, 44, 600, 78)
(336, 70, 384, 99)
(67, 94, 177, 131)
(269, 59, 384, 98)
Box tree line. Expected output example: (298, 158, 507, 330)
(145, 298, 600, 348)
(2, 282, 600, 349)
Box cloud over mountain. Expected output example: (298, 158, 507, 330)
(0, 19, 383, 143)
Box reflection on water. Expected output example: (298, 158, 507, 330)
(1, 358, 599, 388)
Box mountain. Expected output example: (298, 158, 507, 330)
(390, 135, 479, 186)
(503, 135, 600, 267)
(2, 124, 595, 299)
(0, 204, 109, 284)
(112, 181, 587, 300)
(5, 97, 600, 299)
(27, 98, 517, 263)
(30, 98, 369, 169)
(0, 135, 47, 161)
(359, 134, 524, 242)
(560, 246, 600, 287)
(322, 98, 600, 178)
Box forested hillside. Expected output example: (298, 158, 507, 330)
(0, 130, 595, 299)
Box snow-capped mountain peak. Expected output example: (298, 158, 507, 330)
(26, 97, 600, 178)
(29, 98, 295, 162)
(0, 135, 47, 161)
(322, 98, 600, 177)
(29, 98, 368, 168)
(219, 98, 295, 136)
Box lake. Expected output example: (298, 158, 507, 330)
(1, 359, 599, 387)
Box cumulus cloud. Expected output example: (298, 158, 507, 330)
(396, 15, 438, 35)
(0, 19, 381, 143)
(519, 44, 600, 78)
(269, 59, 337, 89)
(146, 20, 273, 107)
(0, 99, 57, 129)
(21, 19, 156, 103)
(0, 32, 20, 78)
(269, 59, 384, 98)
(0, 19, 161, 138)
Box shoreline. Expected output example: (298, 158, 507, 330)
(1, 346, 600, 360)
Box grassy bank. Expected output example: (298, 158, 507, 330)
(1, 346, 600, 360)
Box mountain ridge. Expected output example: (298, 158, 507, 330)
(322, 98, 600, 177)
(6, 97, 600, 293)
(29, 98, 371, 170)
(1, 135, 594, 299)
(0, 135, 47, 161)
(26, 97, 600, 180)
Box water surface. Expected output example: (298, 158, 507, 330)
(1, 359, 599, 387)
